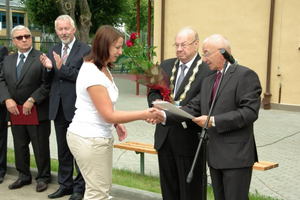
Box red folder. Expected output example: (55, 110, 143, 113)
(10, 105, 39, 125)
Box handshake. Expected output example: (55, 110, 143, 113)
(144, 107, 165, 124)
(144, 103, 212, 128)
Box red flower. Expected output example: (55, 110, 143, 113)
(130, 32, 140, 41)
(126, 40, 134, 47)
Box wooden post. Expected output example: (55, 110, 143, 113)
(136, 0, 140, 95)
(146, 0, 152, 95)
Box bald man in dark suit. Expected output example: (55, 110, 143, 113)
(163, 34, 262, 200)
(148, 27, 213, 200)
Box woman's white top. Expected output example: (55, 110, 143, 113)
(68, 62, 118, 138)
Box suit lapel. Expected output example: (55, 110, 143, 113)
(214, 65, 236, 100)
(17, 49, 35, 83)
(52, 44, 62, 71)
(66, 40, 80, 65)
(56, 44, 62, 56)
(10, 54, 18, 83)
(205, 74, 216, 107)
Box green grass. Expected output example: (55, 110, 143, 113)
(7, 148, 283, 200)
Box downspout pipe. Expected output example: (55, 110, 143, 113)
(262, 0, 275, 109)
(160, 0, 165, 62)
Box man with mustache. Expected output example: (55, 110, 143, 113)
(40, 15, 91, 200)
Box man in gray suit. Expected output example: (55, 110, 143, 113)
(0, 44, 8, 184)
(40, 15, 91, 200)
(161, 34, 262, 200)
(0, 25, 51, 192)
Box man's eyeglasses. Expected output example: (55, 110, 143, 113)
(173, 40, 196, 49)
(13, 34, 31, 41)
(201, 49, 220, 57)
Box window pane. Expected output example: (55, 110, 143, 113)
(19, 15, 24, 25)
(2, 16, 6, 28)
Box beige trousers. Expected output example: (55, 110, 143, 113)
(67, 131, 114, 200)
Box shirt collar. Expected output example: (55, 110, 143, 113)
(62, 37, 76, 51)
(179, 53, 198, 70)
(220, 62, 231, 74)
(18, 46, 33, 58)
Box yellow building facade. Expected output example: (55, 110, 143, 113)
(153, 0, 300, 111)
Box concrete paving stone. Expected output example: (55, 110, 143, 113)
(5, 74, 300, 200)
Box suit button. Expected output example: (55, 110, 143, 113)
(60, 80, 63, 82)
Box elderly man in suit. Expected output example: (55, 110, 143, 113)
(0, 44, 8, 184)
(40, 15, 91, 200)
(147, 27, 213, 200)
(160, 34, 262, 200)
(0, 25, 51, 192)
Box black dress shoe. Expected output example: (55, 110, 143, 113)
(69, 192, 84, 200)
(0, 177, 3, 184)
(69, 192, 83, 200)
(48, 188, 73, 199)
(8, 179, 32, 189)
(36, 181, 48, 192)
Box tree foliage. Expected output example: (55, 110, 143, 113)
(22, 0, 59, 32)
(87, 0, 124, 34)
(21, 0, 153, 42)
(121, 0, 154, 34)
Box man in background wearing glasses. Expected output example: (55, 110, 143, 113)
(147, 27, 213, 200)
(161, 34, 261, 200)
(0, 25, 51, 192)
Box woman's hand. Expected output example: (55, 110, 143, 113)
(115, 124, 128, 141)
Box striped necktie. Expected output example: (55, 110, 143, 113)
(175, 64, 187, 94)
(61, 45, 68, 65)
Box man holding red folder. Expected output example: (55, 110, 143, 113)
(0, 25, 51, 192)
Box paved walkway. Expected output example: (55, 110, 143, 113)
(4, 74, 300, 200)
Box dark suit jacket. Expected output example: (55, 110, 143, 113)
(167, 64, 262, 168)
(0, 48, 50, 121)
(0, 45, 8, 71)
(46, 40, 91, 121)
(148, 54, 213, 156)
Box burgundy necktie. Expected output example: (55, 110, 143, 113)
(211, 72, 222, 100)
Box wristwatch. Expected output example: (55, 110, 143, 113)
(27, 97, 35, 104)
(212, 117, 216, 127)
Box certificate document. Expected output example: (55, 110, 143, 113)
(152, 101, 194, 119)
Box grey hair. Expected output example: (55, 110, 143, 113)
(175, 26, 199, 42)
(11, 25, 31, 37)
(55, 15, 75, 29)
(203, 34, 231, 53)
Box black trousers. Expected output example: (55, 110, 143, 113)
(11, 120, 51, 182)
(54, 102, 85, 193)
(157, 132, 204, 200)
(0, 105, 7, 178)
(210, 166, 253, 200)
